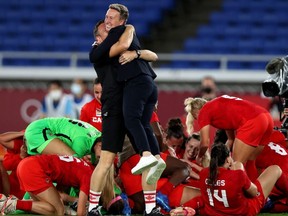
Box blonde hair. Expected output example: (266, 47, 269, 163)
(184, 97, 207, 135)
(109, 3, 129, 24)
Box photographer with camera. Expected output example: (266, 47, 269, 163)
(263, 56, 288, 141)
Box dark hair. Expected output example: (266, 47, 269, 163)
(93, 20, 104, 38)
(214, 129, 227, 144)
(166, 118, 185, 139)
(94, 78, 101, 85)
(186, 132, 200, 143)
(106, 199, 124, 215)
(48, 80, 62, 88)
(208, 143, 230, 187)
(91, 136, 102, 153)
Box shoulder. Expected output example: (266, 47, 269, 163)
(110, 25, 125, 32)
(109, 25, 126, 36)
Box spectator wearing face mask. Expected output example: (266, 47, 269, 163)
(198, 76, 218, 101)
(69, 79, 93, 119)
(39, 80, 75, 118)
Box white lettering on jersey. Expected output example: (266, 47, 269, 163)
(207, 188, 229, 207)
(222, 95, 242, 100)
(205, 178, 225, 186)
(58, 155, 89, 166)
(268, 142, 287, 156)
(92, 117, 102, 123)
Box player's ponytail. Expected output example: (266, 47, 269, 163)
(208, 143, 230, 188)
(184, 97, 207, 135)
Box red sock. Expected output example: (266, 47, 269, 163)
(16, 200, 32, 211)
(159, 181, 174, 195)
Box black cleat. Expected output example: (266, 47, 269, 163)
(87, 206, 102, 216)
(144, 207, 164, 216)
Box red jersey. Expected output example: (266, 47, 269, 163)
(3, 137, 23, 171)
(80, 98, 102, 131)
(162, 148, 184, 159)
(150, 111, 160, 123)
(199, 167, 253, 216)
(17, 155, 93, 195)
(3, 137, 25, 199)
(198, 95, 268, 130)
(256, 142, 288, 173)
(268, 130, 286, 147)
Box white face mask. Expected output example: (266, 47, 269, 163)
(71, 83, 82, 95)
(49, 89, 62, 100)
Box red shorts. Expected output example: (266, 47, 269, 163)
(237, 113, 273, 147)
(119, 154, 168, 196)
(119, 155, 142, 196)
(17, 157, 53, 194)
(168, 184, 185, 208)
(247, 180, 265, 216)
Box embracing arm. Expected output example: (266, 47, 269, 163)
(89, 26, 126, 64)
(119, 49, 158, 65)
(137, 49, 158, 62)
(109, 25, 134, 57)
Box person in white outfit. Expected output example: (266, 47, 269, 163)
(69, 79, 93, 119)
(39, 80, 75, 118)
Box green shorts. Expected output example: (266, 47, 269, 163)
(25, 119, 56, 155)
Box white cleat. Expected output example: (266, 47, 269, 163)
(146, 158, 166, 185)
(131, 155, 158, 175)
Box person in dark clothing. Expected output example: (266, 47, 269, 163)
(101, 4, 166, 186)
(88, 6, 163, 215)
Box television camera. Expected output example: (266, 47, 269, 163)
(262, 56, 288, 138)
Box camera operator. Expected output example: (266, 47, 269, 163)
(262, 56, 288, 141)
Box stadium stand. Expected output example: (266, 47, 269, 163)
(0, 0, 281, 139)
(177, 0, 288, 69)
(0, 0, 175, 66)
(139, 0, 288, 69)
(0, 0, 288, 70)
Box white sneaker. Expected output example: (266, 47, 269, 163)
(0, 194, 7, 210)
(146, 158, 166, 185)
(131, 155, 158, 175)
(1, 195, 17, 215)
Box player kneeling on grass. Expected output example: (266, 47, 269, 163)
(0, 155, 93, 215)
